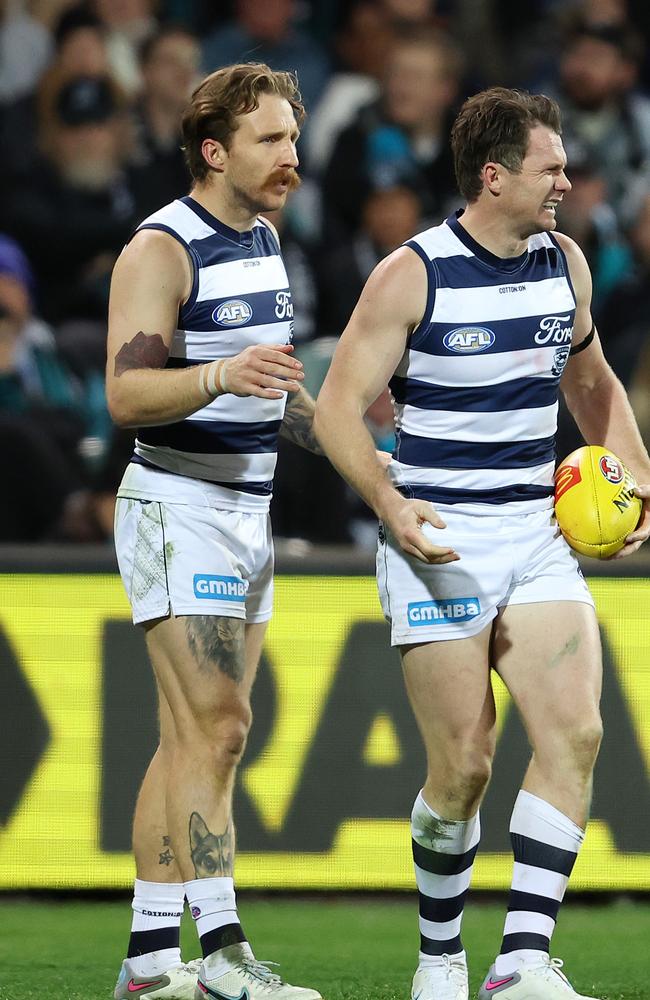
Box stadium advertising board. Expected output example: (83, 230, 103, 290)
(0, 572, 649, 890)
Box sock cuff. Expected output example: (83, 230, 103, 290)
(185, 876, 236, 907)
(510, 791, 584, 851)
(132, 879, 185, 913)
(411, 790, 481, 853)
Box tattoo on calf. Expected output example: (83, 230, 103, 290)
(189, 812, 234, 878)
(185, 616, 246, 682)
(114, 331, 169, 376)
(159, 834, 175, 866)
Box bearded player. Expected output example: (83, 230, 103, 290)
(315, 87, 650, 1000)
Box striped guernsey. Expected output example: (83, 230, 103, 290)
(389, 211, 577, 514)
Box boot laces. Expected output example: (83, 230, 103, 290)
(534, 957, 571, 985)
(441, 954, 467, 986)
(238, 957, 283, 988)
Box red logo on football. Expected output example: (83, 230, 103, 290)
(555, 462, 582, 501)
(599, 455, 623, 484)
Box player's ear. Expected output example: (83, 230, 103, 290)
(483, 161, 503, 196)
(201, 138, 227, 173)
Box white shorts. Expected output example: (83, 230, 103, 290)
(114, 496, 274, 625)
(376, 506, 594, 646)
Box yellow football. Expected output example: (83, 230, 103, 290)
(554, 446, 642, 558)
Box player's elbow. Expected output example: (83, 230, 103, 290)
(106, 381, 140, 428)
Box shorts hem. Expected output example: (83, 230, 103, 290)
(169, 603, 247, 619)
(246, 609, 273, 623)
(499, 592, 595, 610)
(132, 604, 170, 625)
(390, 611, 495, 647)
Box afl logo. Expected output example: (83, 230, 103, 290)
(213, 299, 252, 326)
(443, 327, 495, 353)
(599, 455, 624, 484)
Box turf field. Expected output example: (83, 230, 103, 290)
(0, 896, 648, 999)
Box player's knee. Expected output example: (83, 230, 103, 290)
(437, 746, 492, 807)
(209, 704, 253, 766)
(566, 716, 603, 772)
(539, 712, 602, 774)
(179, 700, 253, 766)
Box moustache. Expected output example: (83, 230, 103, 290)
(266, 169, 301, 191)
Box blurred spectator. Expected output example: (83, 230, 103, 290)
(380, 0, 445, 30)
(201, 0, 330, 113)
(556, 157, 632, 310)
(0, 235, 105, 541)
(0, 0, 53, 103)
(305, 1, 396, 173)
(127, 23, 200, 218)
(0, 6, 109, 186)
(549, 20, 650, 227)
(321, 28, 461, 241)
(91, 0, 158, 95)
(598, 190, 650, 392)
(1, 74, 136, 336)
(264, 205, 319, 343)
(318, 182, 423, 337)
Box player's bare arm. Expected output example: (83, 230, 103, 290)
(106, 230, 304, 428)
(557, 232, 650, 555)
(279, 386, 324, 454)
(314, 248, 459, 565)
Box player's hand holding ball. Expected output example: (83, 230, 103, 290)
(554, 445, 650, 558)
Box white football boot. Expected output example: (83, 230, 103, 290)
(114, 957, 201, 998)
(411, 953, 469, 1000)
(194, 942, 322, 1000)
(478, 957, 600, 999)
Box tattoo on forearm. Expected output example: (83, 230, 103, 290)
(114, 331, 169, 376)
(185, 616, 246, 682)
(159, 834, 175, 866)
(189, 812, 234, 878)
(280, 390, 323, 454)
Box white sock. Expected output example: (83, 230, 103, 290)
(128, 878, 184, 976)
(418, 949, 467, 969)
(185, 876, 239, 940)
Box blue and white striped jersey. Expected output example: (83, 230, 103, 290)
(388, 212, 577, 514)
(130, 195, 293, 511)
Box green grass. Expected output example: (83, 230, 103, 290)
(0, 897, 648, 999)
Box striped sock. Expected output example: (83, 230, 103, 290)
(495, 790, 585, 977)
(411, 791, 480, 963)
(185, 877, 247, 959)
(127, 879, 184, 975)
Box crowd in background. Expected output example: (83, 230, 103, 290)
(1, 0, 650, 546)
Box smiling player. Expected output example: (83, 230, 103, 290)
(315, 87, 650, 1000)
(107, 63, 323, 1000)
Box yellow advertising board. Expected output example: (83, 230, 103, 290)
(0, 573, 648, 890)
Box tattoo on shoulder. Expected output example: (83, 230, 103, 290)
(114, 331, 169, 377)
(185, 616, 246, 682)
(280, 390, 323, 455)
(189, 812, 234, 877)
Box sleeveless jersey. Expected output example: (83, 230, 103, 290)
(389, 212, 577, 515)
(130, 195, 293, 511)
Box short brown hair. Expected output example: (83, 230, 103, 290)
(182, 62, 305, 181)
(451, 87, 562, 202)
